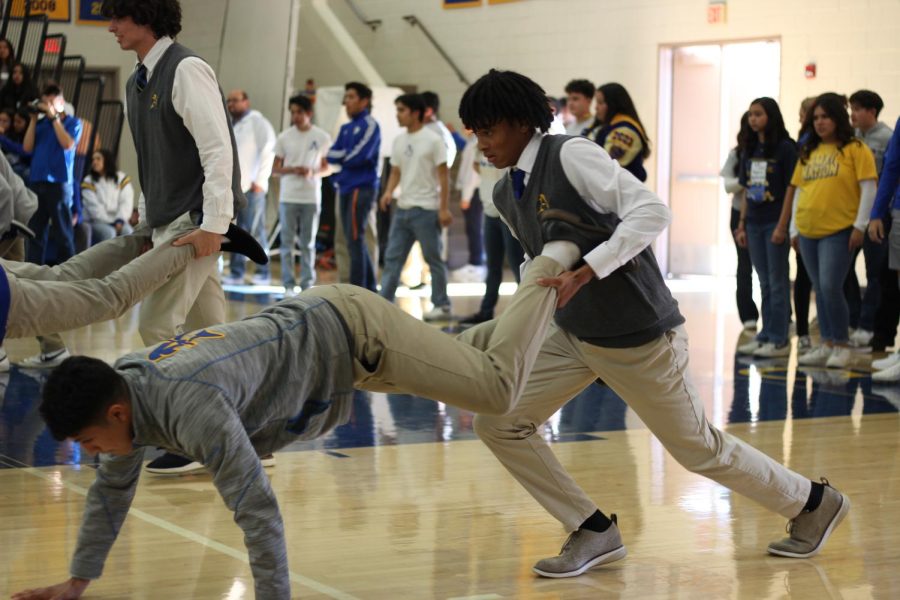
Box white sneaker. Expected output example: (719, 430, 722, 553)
(753, 342, 791, 358)
(849, 329, 873, 347)
(737, 340, 763, 355)
(0, 349, 9, 373)
(423, 305, 452, 321)
(742, 320, 758, 331)
(260, 454, 276, 468)
(799, 345, 832, 366)
(221, 274, 244, 285)
(826, 347, 852, 369)
(18, 348, 71, 369)
(798, 335, 813, 351)
(872, 361, 900, 383)
(250, 274, 271, 286)
(872, 352, 900, 371)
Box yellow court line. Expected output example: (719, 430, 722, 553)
(20, 465, 362, 600)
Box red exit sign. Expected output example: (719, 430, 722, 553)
(708, 1, 727, 24)
(44, 37, 62, 53)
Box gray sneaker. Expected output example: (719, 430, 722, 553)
(533, 515, 627, 578)
(767, 478, 850, 558)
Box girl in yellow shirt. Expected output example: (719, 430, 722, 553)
(789, 93, 877, 368)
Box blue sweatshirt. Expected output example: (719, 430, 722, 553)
(871, 117, 900, 219)
(326, 108, 380, 192)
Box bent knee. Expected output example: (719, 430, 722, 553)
(473, 414, 538, 440)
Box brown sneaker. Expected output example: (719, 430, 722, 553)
(533, 514, 627, 578)
(767, 478, 850, 558)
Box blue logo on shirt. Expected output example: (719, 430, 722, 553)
(148, 329, 226, 362)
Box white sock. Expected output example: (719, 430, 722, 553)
(540, 241, 580, 270)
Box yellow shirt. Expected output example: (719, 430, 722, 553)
(791, 140, 877, 238)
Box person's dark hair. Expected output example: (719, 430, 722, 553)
(733, 111, 752, 177)
(747, 97, 792, 159)
(41, 82, 62, 98)
(848, 89, 884, 118)
(564, 79, 596, 99)
(9, 61, 33, 88)
(345, 81, 372, 102)
(289, 93, 313, 113)
(91, 148, 118, 181)
(546, 95, 563, 115)
(0, 38, 15, 67)
(421, 91, 440, 116)
(459, 69, 553, 134)
(40, 356, 129, 441)
(597, 82, 650, 159)
(100, 0, 182, 39)
(395, 93, 426, 121)
(799, 92, 855, 163)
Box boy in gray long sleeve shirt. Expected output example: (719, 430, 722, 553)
(18, 209, 616, 599)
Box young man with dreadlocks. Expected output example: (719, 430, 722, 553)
(457, 69, 850, 578)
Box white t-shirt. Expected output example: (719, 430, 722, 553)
(273, 125, 332, 204)
(565, 116, 593, 136)
(390, 127, 447, 210)
(475, 149, 506, 218)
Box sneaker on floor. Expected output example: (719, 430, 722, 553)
(737, 340, 763, 355)
(533, 515, 627, 578)
(767, 478, 850, 558)
(260, 454, 276, 468)
(872, 351, 900, 371)
(0, 349, 8, 373)
(872, 361, 900, 383)
(250, 274, 271, 286)
(221, 274, 245, 285)
(459, 311, 493, 326)
(145, 453, 204, 475)
(849, 329, 873, 347)
(798, 345, 832, 366)
(17, 348, 71, 369)
(754, 342, 791, 358)
(423, 305, 452, 321)
(825, 347, 851, 369)
(742, 320, 758, 331)
(798, 336, 813, 351)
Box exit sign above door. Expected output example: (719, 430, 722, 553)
(708, 0, 727, 24)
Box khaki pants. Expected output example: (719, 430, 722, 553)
(305, 255, 563, 415)
(4, 235, 195, 339)
(138, 213, 224, 344)
(460, 322, 812, 530)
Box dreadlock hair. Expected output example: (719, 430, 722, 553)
(597, 82, 651, 159)
(799, 92, 856, 164)
(733, 111, 752, 177)
(40, 356, 129, 441)
(747, 97, 792, 159)
(459, 69, 553, 134)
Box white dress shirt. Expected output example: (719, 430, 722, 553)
(513, 132, 670, 280)
(233, 109, 276, 193)
(132, 37, 234, 235)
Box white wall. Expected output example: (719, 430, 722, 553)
(295, 0, 900, 191)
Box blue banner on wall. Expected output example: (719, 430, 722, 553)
(77, 0, 108, 25)
(443, 0, 482, 8)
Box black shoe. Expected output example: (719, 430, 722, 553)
(459, 311, 493, 325)
(539, 209, 638, 272)
(222, 223, 269, 265)
(145, 452, 204, 475)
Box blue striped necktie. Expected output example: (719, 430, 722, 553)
(511, 168, 526, 200)
(135, 63, 148, 92)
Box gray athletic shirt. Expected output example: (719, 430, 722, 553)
(69, 296, 355, 600)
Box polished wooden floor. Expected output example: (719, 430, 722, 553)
(2, 268, 899, 599)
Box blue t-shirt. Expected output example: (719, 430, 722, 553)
(28, 114, 83, 184)
(739, 138, 797, 224)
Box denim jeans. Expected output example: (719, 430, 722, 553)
(380, 206, 449, 307)
(231, 189, 269, 278)
(799, 228, 853, 343)
(26, 181, 75, 265)
(745, 221, 790, 345)
(480, 214, 524, 317)
(279, 202, 320, 290)
(843, 232, 888, 331)
(340, 187, 377, 292)
(462, 189, 485, 266)
(88, 221, 133, 245)
(731, 208, 759, 324)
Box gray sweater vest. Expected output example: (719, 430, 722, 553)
(126, 43, 245, 228)
(494, 135, 684, 348)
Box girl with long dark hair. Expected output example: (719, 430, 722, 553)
(80, 148, 135, 244)
(734, 98, 797, 357)
(0, 38, 15, 86)
(584, 82, 650, 181)
(791, 93, 877, 368)
(0, 62, 37, 111)
(721, 111, 759, 330)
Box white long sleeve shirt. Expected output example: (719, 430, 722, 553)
(233, 109, 276, 193)
(131, 37, 234, 235)
(81, 171, 134, 224)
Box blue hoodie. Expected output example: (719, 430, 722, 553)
(326, 109, 381, 192)
(871, 117, 900, 219)
(0, 265, 10, 346)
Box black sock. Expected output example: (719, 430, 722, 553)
(803, 480, 825, 512)
(580, 510, 613, 533)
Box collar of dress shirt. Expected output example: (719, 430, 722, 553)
(512, 131, 545, 177)
(139, 36, 174, 80)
